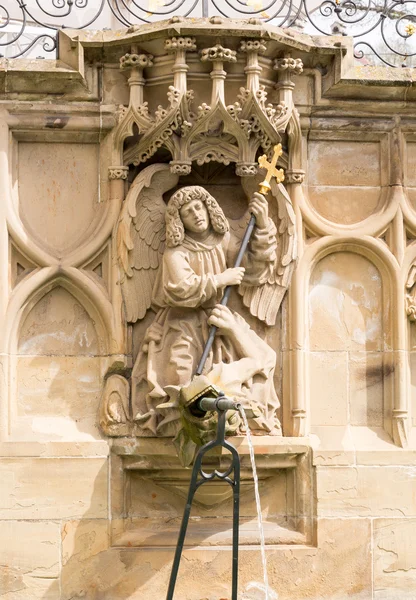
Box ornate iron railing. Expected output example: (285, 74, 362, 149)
(1, 0, 416, 66)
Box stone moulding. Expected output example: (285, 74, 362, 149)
(108, 166, 129, 180)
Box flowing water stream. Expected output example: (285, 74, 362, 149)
(238, 406, 270, 600)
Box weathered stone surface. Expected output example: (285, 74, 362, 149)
(349, 352, 384, 427)
(309, 140, 381, 187)
(309, 351, 349, 426)
(318, 466, 416, 517)
(59, 517, 371, 600)
(310, 426, 356, 466)
(16, 356, 102, 440)
(0, 457, 108, 518)
(374, 518, 416, 600)
(308, 139, 382, 224)
(309, 252, 383, 353)
(13, 286, 103, 441)
(406, 140, 416, 180)
(308, 186, 381, 225)
(0, 520, 60, 600)
(0, 441, 109, 457)
(19, 287, 99, 356)
(18, 142, 105, 256)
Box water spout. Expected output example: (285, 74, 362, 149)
(239, 406, 270, 600)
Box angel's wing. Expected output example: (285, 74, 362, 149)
(117, 164, 179, 323)
(236, 176, 298, 326)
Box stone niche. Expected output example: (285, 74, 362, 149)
(80, 19, 319, 558)
(309, 252, 385, 429)
(16, 286, 102, 441)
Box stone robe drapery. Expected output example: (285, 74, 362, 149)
(132, 219, 280, 436)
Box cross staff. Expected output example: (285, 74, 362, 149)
(258, 143, 285, 195)
(195, 142, 285, 376)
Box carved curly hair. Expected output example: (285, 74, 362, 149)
(165, 186, 229, 247)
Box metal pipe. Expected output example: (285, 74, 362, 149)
(198, 396, 241, 413)
(195, 214, 256, 375)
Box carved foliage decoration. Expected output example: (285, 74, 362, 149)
(406, 264, 416, 321)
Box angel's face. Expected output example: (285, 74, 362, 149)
(179, 199, 210, 234)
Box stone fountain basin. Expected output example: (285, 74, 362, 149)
(110, 436, 312, 549)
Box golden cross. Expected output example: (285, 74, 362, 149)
(258, 143, 284, 195)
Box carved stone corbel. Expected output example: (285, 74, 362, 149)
(292, 408, 307, 437)
(108, 166, 129, 202)
(285, 170, 305, 184)
(406, 264, 416, 320)
(274, 56, 304, 78)
(236, 163, 258, 177)
(99, 374, 131, 437)
(170, 161, 192, 175)
(392, 409, 408, 448)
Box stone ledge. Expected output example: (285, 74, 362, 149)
(0, 59, 91, 98)
(311, 426, 416, 466)
(0, 441, 110, 457)
(113, 516, 307, 548)
(112, 435, 309, 460)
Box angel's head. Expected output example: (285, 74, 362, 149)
(165, 186, 229, 247)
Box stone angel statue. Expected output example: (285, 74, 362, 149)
(109, 163, 296, 440)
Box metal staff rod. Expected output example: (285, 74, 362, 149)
(195, 214, 256, 375)
(195, 143, 284, 376)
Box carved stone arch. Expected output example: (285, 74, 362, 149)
(2, 268, 117, 442)
(288, 237, 406, 445)
(301, 185, 398, 238)
(292, 237, 399, 344)
(3, 266, 118, 356)
(7, 218, 59, 269)
(114, 107, 151, 162)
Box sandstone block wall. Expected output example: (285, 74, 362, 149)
(0, 22, 416, 600)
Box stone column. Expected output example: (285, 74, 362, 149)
(201, 44, 237, 106)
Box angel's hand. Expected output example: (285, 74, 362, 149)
(215, 267, 245, 288)
(208, 305, 238, 334)
(249, 192, 269, 229)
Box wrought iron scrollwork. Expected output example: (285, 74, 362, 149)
(1, 0, 416, 66)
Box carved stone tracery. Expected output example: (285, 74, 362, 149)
(111, 39, 303, 179)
